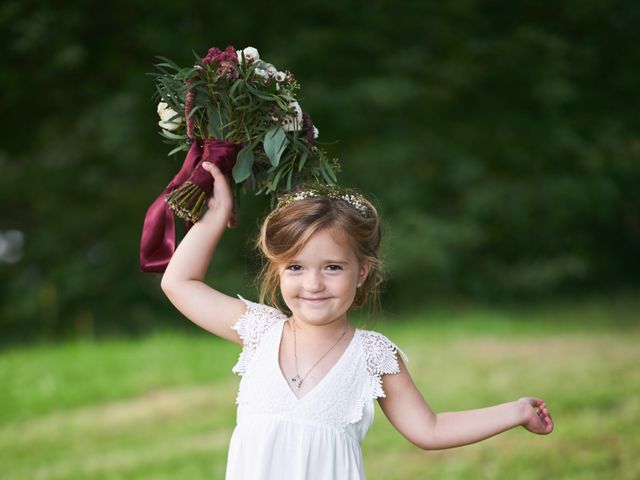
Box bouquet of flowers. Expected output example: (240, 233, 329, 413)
(140, 45, 340, 273)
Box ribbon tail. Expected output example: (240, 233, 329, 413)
(139, 140, 242, 273)
(140, 194, 176, 273)
(139, 142, 202, 273)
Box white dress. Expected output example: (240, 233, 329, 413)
(225, 297, 407, 480)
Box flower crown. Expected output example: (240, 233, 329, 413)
(275, 184, 370, 217)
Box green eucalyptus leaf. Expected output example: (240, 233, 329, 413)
(270, 166, 285, 192)
(154, 63, 180, 73)
(232, 147, 255, 183)
(286, 168, 294, 190)
(263, 126, 288, 167)
(168, 144, 188, 156)
(187, 105, 203, 120)
(255, 91, 275, 101)
(159, 130, 185, 140)
(154, 56, 181, 69)
(229, 79, 244, 99)
(298, 150, 309, 171)
(207, 108, 221, 138)
(319, 162, 333, 184)
(324, 159, 337, 183)
(274, 98, 288, 111)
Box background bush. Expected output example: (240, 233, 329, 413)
(1, 0, 638, 342)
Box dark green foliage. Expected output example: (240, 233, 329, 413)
(1, 0, 639, 342)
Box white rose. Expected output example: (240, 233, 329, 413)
(290, 101, 303, 121)
(266, 64, 277, 77)
(159, 119, 182, 131)
(274, 71, 286, 82)
(240, 46, 259, 63)
(282, 101, 303, 132)
(281, 117, 297, 132)
(157, 105, 182, 131)
(158, 106, 178, 122)
(313, 126, 319, 139)
(157, 102, 169, 114)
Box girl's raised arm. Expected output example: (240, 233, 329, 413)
(160, 162, 246, 345)
(377, 357, 553, 450)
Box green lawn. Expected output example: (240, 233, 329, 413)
(1, 299, 638, 479)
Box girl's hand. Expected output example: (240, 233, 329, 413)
(201, 161, 236, 228)
(518, 397, 554, 435)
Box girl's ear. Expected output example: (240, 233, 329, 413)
(358, 261, 371, 285)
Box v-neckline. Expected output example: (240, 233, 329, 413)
(276, 319, 359, 402)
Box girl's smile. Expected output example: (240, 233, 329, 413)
(279, 229, 368, 329)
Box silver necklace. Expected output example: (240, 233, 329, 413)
(290, 319, 347, 390)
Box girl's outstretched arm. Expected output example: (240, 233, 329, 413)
(160, 162, 245, 344)
(377, 357, 553, 450)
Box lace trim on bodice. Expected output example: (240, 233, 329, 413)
(231, 296, 288, 375)
(361, 331, 409, 399)
(230, 298, 408, 434)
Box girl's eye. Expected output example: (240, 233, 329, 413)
(286, 264, 302, 272)
(326, 264, 343, 271)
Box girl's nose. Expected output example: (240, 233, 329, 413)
(303, 271, 324, 292)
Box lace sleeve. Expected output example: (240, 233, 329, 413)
(231, 295, 287, 375)
(361, 331, 409, 399)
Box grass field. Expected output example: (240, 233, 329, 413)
(1, 298, 638, 479)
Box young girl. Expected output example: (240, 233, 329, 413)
(160, 162, 554, 479)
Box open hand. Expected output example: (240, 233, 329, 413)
(201, 161, 236, 228)
(519, 397, 554, 435)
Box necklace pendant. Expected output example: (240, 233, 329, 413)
(290, 374, 304, 389)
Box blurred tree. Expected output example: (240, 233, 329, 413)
(1, 0, 638, 342)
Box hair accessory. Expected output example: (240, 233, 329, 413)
(275, 184, 370, 218)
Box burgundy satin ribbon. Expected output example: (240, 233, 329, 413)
(140, 139, 241, 273)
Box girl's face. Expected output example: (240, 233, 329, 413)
(279, 229, 368, 327)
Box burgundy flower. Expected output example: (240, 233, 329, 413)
(203, 45, 238, 65)
(185, 78, 197, 139)
(202, 47, 220, 65)
(217, 61, 240, 79)
(221, 45, 239, 64)
(302, 112, 314, 143)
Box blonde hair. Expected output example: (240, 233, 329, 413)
(256, 192, 382, 315)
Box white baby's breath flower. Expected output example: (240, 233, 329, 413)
(238, 46, 259, 64)
(282, 100, 303, 132)
(313, 126, 319, 139)
(275, 71, 286, 82)
(254, 67, 269, 79)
